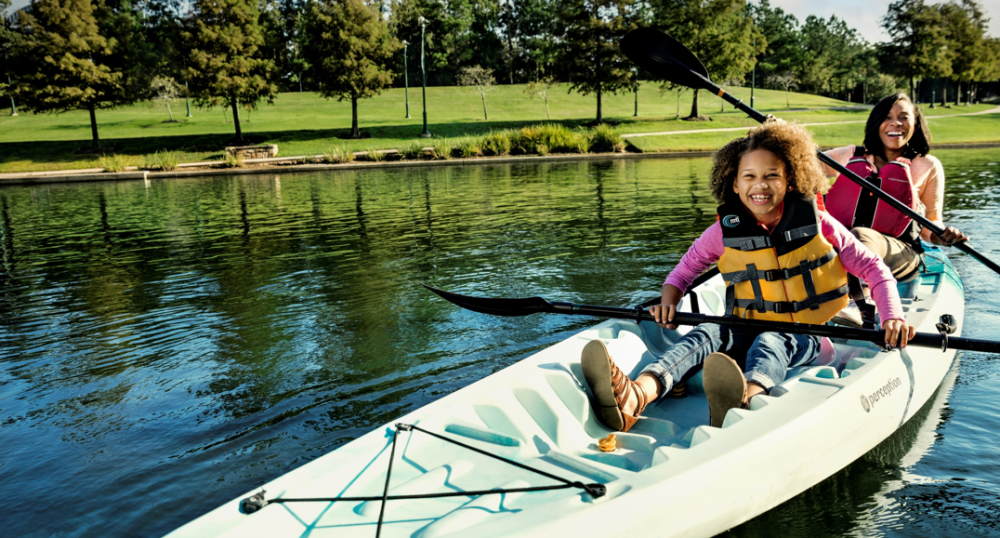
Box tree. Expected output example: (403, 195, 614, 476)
(8, 0, 150, 150)
(769, 72, 799, 108)
(651, 0, 764, 120)
(749, 0, 802, 89)
(525, 76, 556, 119)
(798, 15, 867, 100)
(941, 0, 989, 106)
(880, 0, 952, 98)
(182, 0, 276, 143)
(658, 81, 686, 119)
(556, 0, 637, 123)
(303, 0, 399, 139)
(150, 75, 184, 122)
(389, 0, 501, 86)
(457, 65, 496, 120)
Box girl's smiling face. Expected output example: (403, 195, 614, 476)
(879, 100, 915, 157)
(734, 149, 789, 227)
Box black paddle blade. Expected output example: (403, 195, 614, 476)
(421, 283, 555, 317)
(621, 27, 711, 90)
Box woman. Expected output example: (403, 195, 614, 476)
(823, 93, 968, 280)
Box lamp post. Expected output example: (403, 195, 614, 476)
(403, 40, 411, 119)
(3, 47, 15, 117)
(418, 17, 431, 137)
(633, 69, 639, 117)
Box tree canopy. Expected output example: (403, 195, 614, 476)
(8, 0, 151, 149)
(182, 0, 277, 142)
(303, 0, 399, 138)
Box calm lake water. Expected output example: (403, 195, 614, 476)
(2, 151, 999, 537)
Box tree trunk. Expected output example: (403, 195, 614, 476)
(350, 94, 360, 138)
(688, 89, 700, 118)
(480, 90, 488, 120)
(88, 105, 101, 150)
(231, 97, 243, 141)
(545, 99, 550, 120)
(166, 100, 174, 122)
(909, 76, 915, 99)
(942, 85, 947, 107)
(595, 88, 602, 124)
(785, 88, 790, 108)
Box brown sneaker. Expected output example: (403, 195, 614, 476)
(581, 339, 648, 432)
(703, 353, 747, 428)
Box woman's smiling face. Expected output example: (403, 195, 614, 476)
(879, 100, 915, 156)
(734, 149, 789, 227)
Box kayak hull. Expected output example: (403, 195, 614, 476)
(169, 245, 963, 538)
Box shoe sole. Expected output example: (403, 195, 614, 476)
(703, 353, 746, 428)
(581, 340, 626, 431)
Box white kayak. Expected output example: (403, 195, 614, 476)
(168, 243, 963, 538)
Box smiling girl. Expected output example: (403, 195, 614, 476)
(823, 93, 968, 281)
(581, 120, 913, 433)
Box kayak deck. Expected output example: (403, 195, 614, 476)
(169, 245, 962, 538)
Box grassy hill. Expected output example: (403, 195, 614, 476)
(0, 82, 996, 173)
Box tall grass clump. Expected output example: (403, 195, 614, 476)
(143, 151, 179, 171)
(512, 124, 587, 155)
(400, 142, 427, 160)
(481, 130, 513, 156)
(222, 153, 245, 168)
(323, 145, 355, 164)
(363, 148, 386, 162)
(457, 137, 483, 158)
(588, 124, 625, 153)
(99, 154, 133, 172)
(430, 140, 453, 160)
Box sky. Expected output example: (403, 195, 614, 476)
(765, 0, 1000, 40)
(5, 0, 1000, 40)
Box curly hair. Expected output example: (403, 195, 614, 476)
(709, 120, 828, 204)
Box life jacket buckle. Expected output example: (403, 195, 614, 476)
(771, 301, 793, 314)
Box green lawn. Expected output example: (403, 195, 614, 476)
(0, 82, 996, 173)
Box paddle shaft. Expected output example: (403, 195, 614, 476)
(549, 301, 992, 352)
(694, 75, 1000, 275)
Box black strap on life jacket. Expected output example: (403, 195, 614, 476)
(725, 283, 849, 315)
(720, 250, 837, 284)
(719, 193, 845, 317)
(847, 274, 877, 329)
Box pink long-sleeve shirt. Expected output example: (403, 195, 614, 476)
(664, 211, 904, 321)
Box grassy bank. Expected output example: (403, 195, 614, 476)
(1, 82, 996, 173)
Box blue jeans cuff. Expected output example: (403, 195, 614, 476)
(745, 371, 776, 391)
(639, 364, 674, 401)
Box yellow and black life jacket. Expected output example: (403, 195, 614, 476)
(718, 193, 849, 325)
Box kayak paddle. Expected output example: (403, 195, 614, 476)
(423, 283, 995, 353)
(619, 27, 1000, 277)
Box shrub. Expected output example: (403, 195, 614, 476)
(223, 153, 245, 168)
(99, 154, 133, 173)
(143, 151, 179, 171)
(430, 140, 452, 160)
(481, 130, 513, 156)
(323, 145, 355, 164)
(457, 138, 483, 158)
(588, 124, 625, 153)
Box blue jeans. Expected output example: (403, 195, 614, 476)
(639, 323, 821, 397)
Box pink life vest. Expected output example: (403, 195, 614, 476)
(825, 147, 920, 241)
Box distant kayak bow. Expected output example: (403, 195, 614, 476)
(423, 283, 1000, 353)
